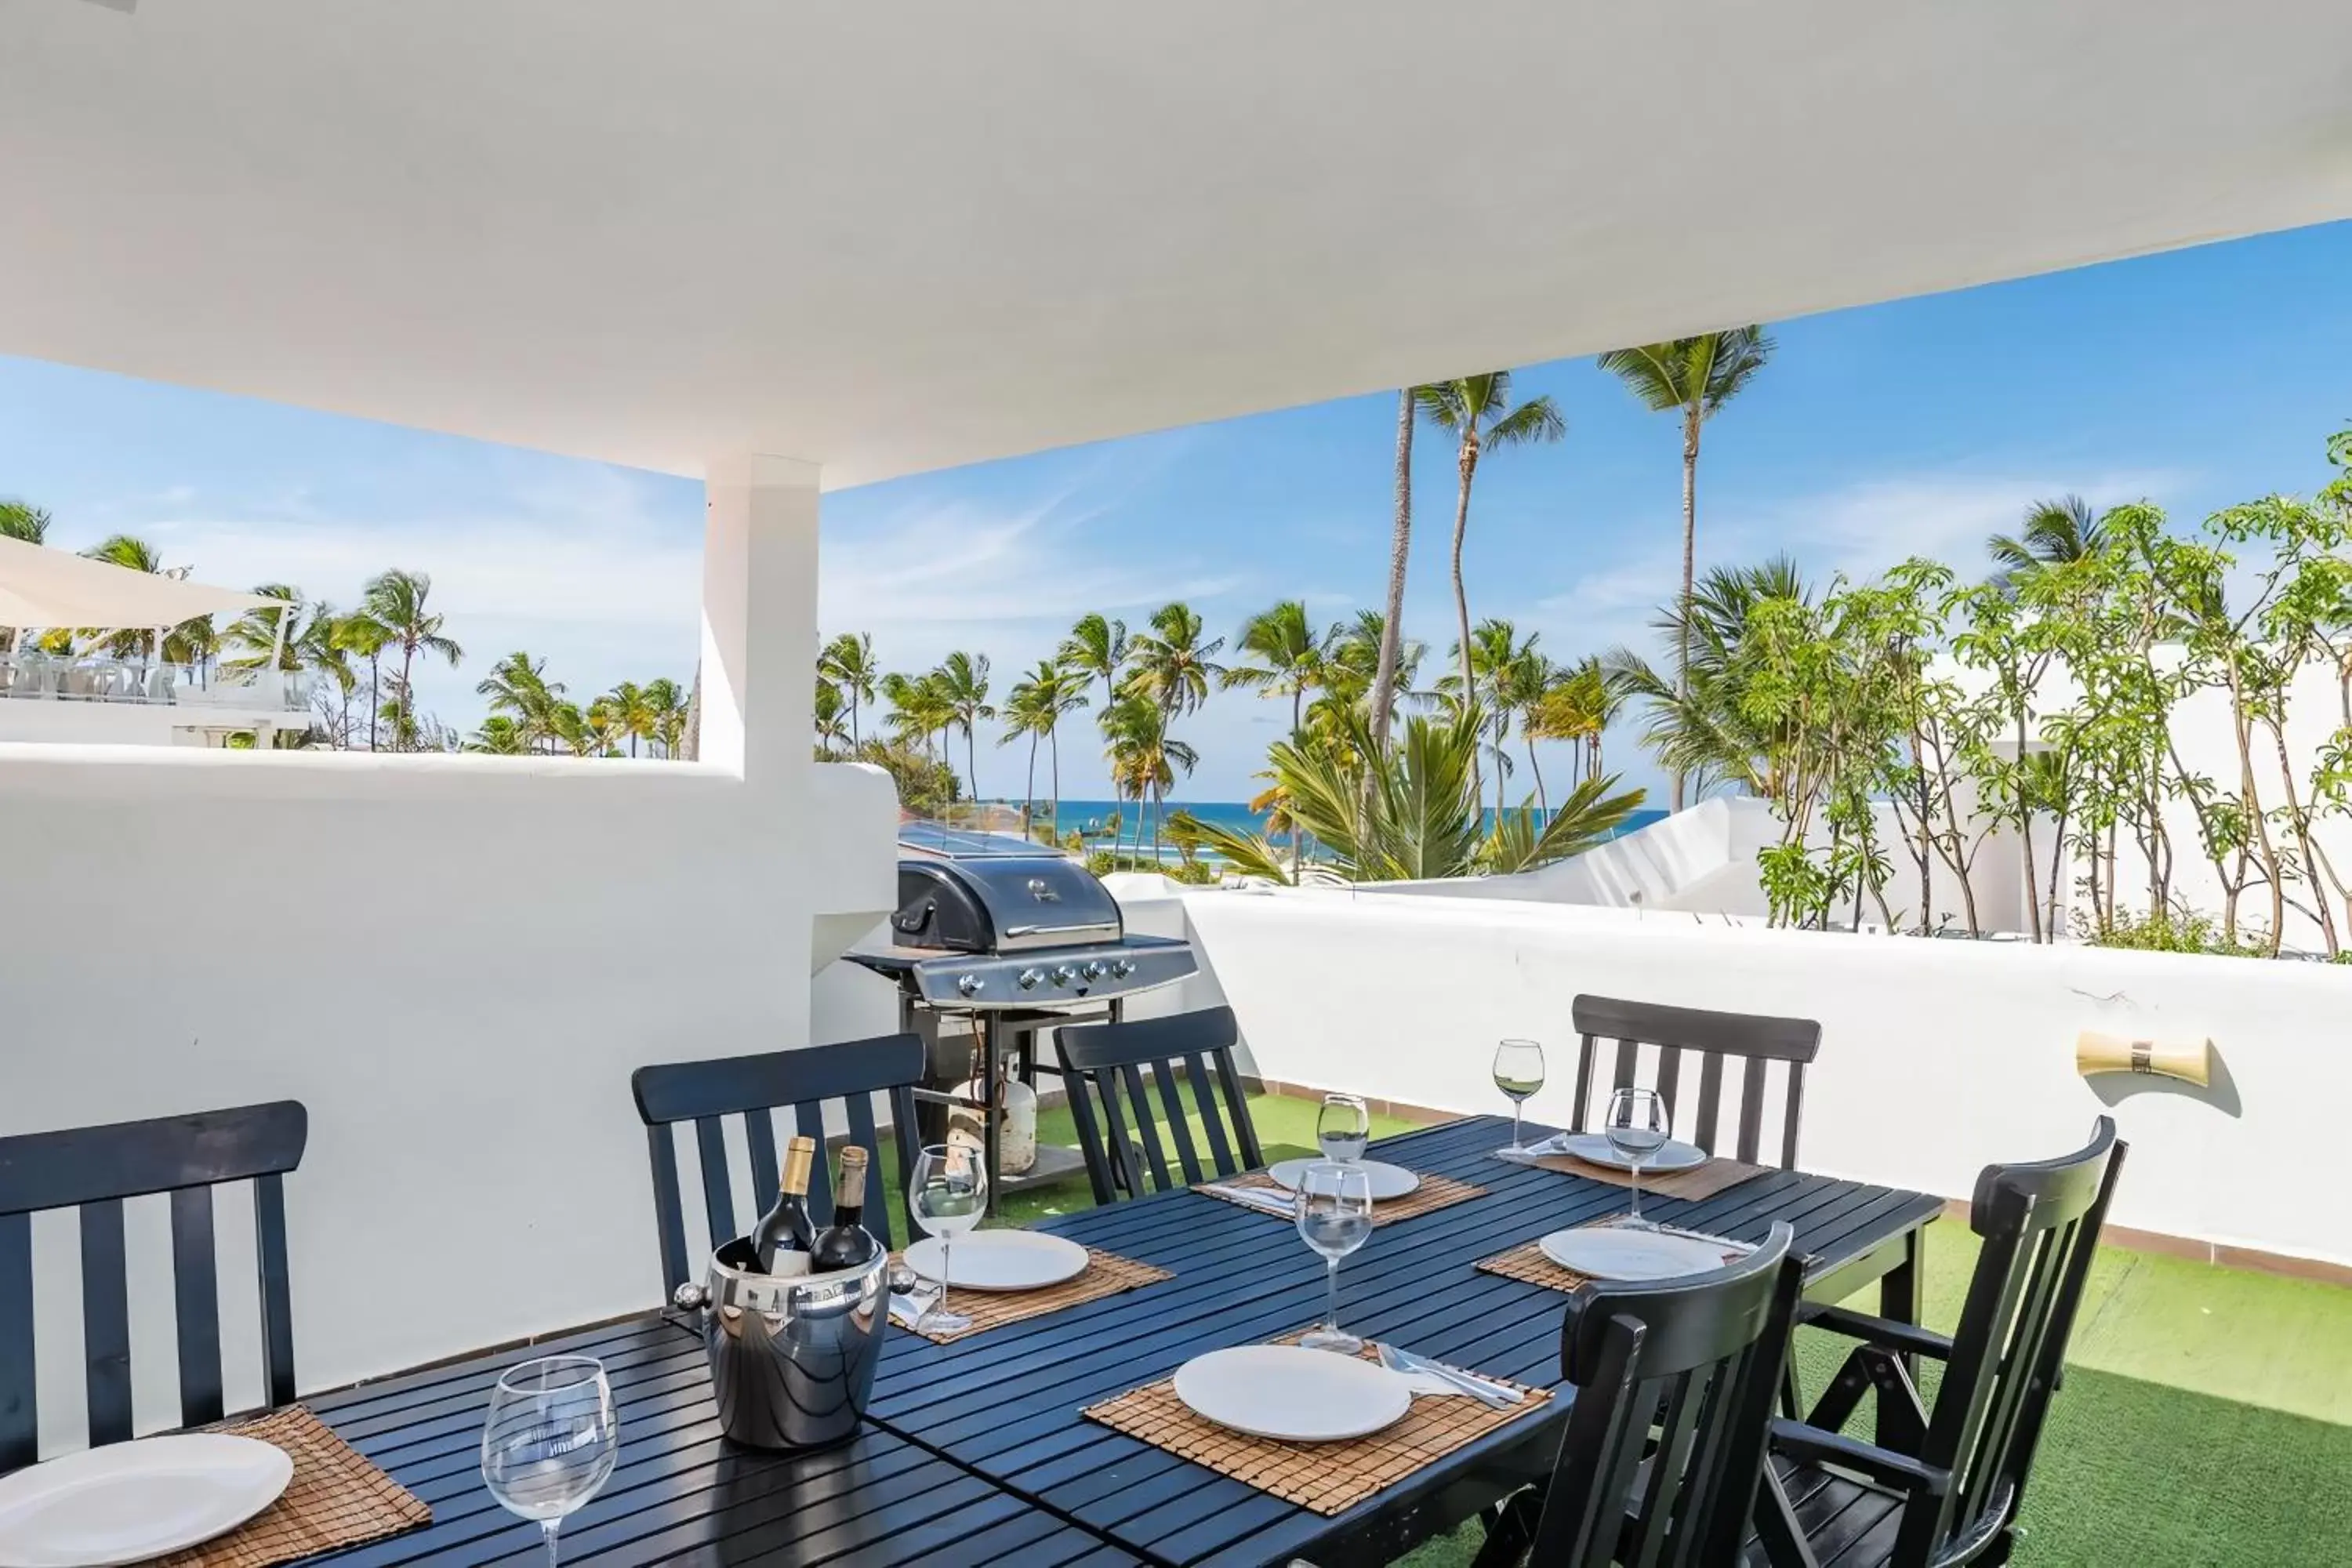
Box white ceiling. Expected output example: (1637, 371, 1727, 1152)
(5, 2, 2350, 486)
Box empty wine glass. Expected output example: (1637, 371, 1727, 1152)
(909, 1143, 987, 1334)
(1493, 1039, 1545, 1155)
(1605, 1087, 1671, 1229)
(481, 1355, 619, 1566)
(1316, 1093, 1371, 1163)
(1294, 1162, 1374, 1353)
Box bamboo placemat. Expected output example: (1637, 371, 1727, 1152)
(1193, 1169, 1486, 1227)
(893, 1246, 1171, 1345)
(1082, 1334, 1551, 1516)
(1497, 1145, 1767, 1202)
(1475, 1224, 1752, 1295)
(157, 1406, 430, 1568)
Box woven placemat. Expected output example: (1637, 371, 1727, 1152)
(1193, 1169, 1486, 1227)
(1082, 1333, 1551, 1516)
(1496, 1146, 1766, 1202)
(157, 1406, 430, 1568)
(1475, 1224, 1752, 1295)
(894, 1246, 1171, 1345)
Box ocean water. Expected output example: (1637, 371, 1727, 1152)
(1021, 798, 1669, 861)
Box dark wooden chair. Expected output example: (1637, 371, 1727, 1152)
(1054, 1005, 1264, 1203)
(1472, 1223, 1805, 1567)
(0, 1102, 309, 1469)
(1754, 1117, 2126, 1568)
(630, 1033, 930, 1297)
(1569, 995, 1823, 1170)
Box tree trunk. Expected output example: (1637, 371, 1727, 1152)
(1048, 727, 1061, 844)
(2046, 806, 2071, 941)
(366, 653, 382, 750)
(1371, 389, 1414, 750)
(396, 644, 416, 754)
(1673, 408, 1700, 812)
(2020, 811, 2042, 942)
(2269, 717, 2338, 955)
(1021, 728, 1040, 841)
(1526, 736, 1546, 816)
(1450, 441, 1479, 802)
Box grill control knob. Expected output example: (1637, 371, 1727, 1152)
(1017, 967, 1043, 990)
(1081, 960, 1109, 981)
(1051, 965, 1079, 986)
(956, 974, 985, 999)
(1111, 958, 1135, 978)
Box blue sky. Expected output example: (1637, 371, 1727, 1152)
(3, 220, 2348, 801)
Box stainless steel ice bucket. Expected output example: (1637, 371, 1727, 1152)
(672, 1237, 887, 1451)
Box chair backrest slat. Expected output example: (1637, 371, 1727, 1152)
(1531, 1225, 1802, 1566)
(692, 1116, 735, 1254)
(169, 1186, 225, 1426)
(1056, 1007, 1261, 1200)
(630, 1033, 928, 1297)
(0, 1211, 33, 1472)
(79, 1197, 132, 1448)
(1895, 1118, 2124, 1565)
(0, 1102, 308, 1464)
(1570, 996, 1821, 1170)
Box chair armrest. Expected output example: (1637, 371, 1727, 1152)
(1770, 1419, 1948, 1496)
(1806, 1305, 1954, 1362)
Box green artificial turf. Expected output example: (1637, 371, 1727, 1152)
(877, 1098, 2352, 1566)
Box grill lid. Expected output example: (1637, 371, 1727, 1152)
(889, 855, 1122, 953)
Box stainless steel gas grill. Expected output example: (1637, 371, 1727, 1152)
(843, 824, 1199, 1209)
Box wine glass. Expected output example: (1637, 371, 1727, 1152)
(1294, 1162, 1374, 1353)
(481, 1355, 619, 1567)
(1316, 1093, 1371, 1163)
(909, 1143, 988, 1334)
(1605, 1087, 1671, 1229)
(1492, 1039, 1545, 1155)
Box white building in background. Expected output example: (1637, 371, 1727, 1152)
(3, 1, 2350, 1390)
(0, 532, 316, 746)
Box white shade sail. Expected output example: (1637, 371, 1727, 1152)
(0, 534, 283, 631)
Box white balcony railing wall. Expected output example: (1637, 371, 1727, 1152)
(0, 652, 313, 713)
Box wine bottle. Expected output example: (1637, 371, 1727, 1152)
(811, 1145, 876, 1272)
(750, 1135, 819, 1272)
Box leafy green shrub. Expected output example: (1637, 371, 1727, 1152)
(2080, 909, 2270, 959)
(1085, 850, 1116, 877)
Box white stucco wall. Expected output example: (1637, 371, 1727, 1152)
(2, 457, 898, 1451)
(1142, 887, 2352, 1270)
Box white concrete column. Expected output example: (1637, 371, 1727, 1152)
(699, 454, 821, 786)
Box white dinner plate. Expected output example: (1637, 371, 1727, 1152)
(0, 1434, 294, 1568)
(903, 1229, 1089, 1291)
(1174, 1345, 1412, 1443)
(1539, 1226, 1733, 1282)
(1556, 1132, 1708, 1174)
(1265, 1158, 1421, 1202)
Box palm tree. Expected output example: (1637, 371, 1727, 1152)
(220, 586, 302, 673)
(1123, 602, 1223, 849)
(1527, 657, 1617, 783)
(76, 535, 180, 659)
(813, 678, 852, 755)
(1000, 659, 1089, 839)
(0, 500, 49, 543)
(643, 677, 687, 757)
(598, 680, 655, 756)
(1597, 328, 1775, 809)
(1414, 374, 1566, 701)
(1221, 601, 1335, 742)
(1102, 694, 1196, 863)
(1987, 495, 2113, 590)
(465, 715, 529, 754)
(1059, 613, 1131, 717)
(361, 570, 463, 752)
(1439, 619, 1542, 815)
(818, 632, 878, 746)
(1605, 556, 1813, 799)
(333, 612, 394, 750)
(934, 651, 993, 800)
(1227, 704, 1644, 882)
(1371, 388, 1415, 749)
(477, 652, 565, 753)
